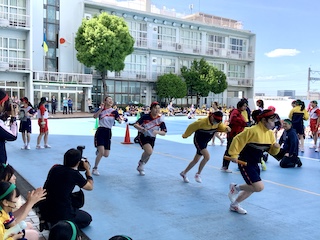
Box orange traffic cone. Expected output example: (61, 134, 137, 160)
(121, 124, 133, 144)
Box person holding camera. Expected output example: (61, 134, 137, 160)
(0, 89, 18, 164)
(40, 148, 93, 229)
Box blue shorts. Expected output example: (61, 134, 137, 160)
(19, 119, 32, 133)
(94, 127, 111, 150)
(239, 163, 261, 185)
(194, 137, 209, 155)
(292, 123, 304, 135)
(138, 134, 155, 149)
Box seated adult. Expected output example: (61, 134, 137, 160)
(275, 119, 302, 168)
(39, 148, 93, 229)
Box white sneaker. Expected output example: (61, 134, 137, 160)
(309, 145, 316, 149)
(315, 148, 319, 152)
(230, 203, 247, 214)
(221, 167, 232, 173)
(92, 168, 100, 176)
(195, 173, 202, 183)
(36, 145, 44, 149)
(21, 145, 26, 150)
(137, 161, 145, 176)
(228, 183, 239, 203)
(26, 144, 30, 150)
(180, 172, 189, 183)
(44, 144, 51, 148)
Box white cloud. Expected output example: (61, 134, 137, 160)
(255, 74, 287, 81)
(265, 49, 300, 58)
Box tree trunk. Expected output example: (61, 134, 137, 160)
(196, 94, 200, 108)
(101, 70, 107, 99)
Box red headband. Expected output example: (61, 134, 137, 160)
(256, 110, 275, 122)
(0, 94, 8, 105)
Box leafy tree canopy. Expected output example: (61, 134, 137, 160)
(75, 12, 134, 73)
(181, 58, 228, 105)
(156, 73, 187, 103)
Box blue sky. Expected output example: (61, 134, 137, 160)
(150, 0, 320, 96)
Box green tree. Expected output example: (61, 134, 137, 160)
(155, 73, 187, 104)
(181, 58, 227, 106)
(75, 12, 134, 98)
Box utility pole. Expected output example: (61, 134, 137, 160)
(308, 67, 320, 100)
(189, 4, 193, 14)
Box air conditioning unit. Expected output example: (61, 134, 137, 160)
(152, 57, 157, 64)
(175, 43, 182, 51)
(84, 13, 92, 20)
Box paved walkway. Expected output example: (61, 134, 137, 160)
(7, 116, 320, 240)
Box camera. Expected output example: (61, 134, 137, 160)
(77, 145, 91, 171)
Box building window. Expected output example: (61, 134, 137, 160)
(44, 0, 59, 71)
(229, 37, 246, 54)
(0, 37, 25, 63)
(156, 57, 176, 74)
(207, 34, 225, 50)
(157, 26, 176, 46)
(180, 30, 201, 50)
(228, 64, 245, 78)
(124, 54, 147, 76)
(128, 21, 147, 47)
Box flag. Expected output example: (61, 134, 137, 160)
(42, 32, 48, 52)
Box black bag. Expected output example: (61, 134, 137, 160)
(71, 189, 85, 209)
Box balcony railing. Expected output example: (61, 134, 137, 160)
(33, 71, 93, 85)
(134, 38, 255, 61)
(0, 57, 30, 71)
(0, 11, 30, 28)
(228, 78, 253, 87)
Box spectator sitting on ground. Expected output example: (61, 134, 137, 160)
(0, 164, 45, 240)
(275, 119, 302, 168)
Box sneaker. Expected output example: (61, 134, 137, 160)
(180, 172, 189, 183)
(309, 145, 316, 149)
(26, 144, 30, 150)
(194, 173, 202, 183)
(36, 145, 44, 149)
(92, 168, 100, 176)
(21, 145, 26, 150)
(228, 183, 239, 203)
(220, 139, 225, 146)
(261, 159, 267, 171)
(44, 144, 51, 148)
(315, 148, 319, 152)
(230, 203, 247, 214)
(220, 167, 232, 173)
(137, 161, 145, 176)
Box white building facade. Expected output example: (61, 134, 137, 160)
(0, 0, 255, 111)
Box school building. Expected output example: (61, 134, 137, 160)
(0, 0, 255, 111)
